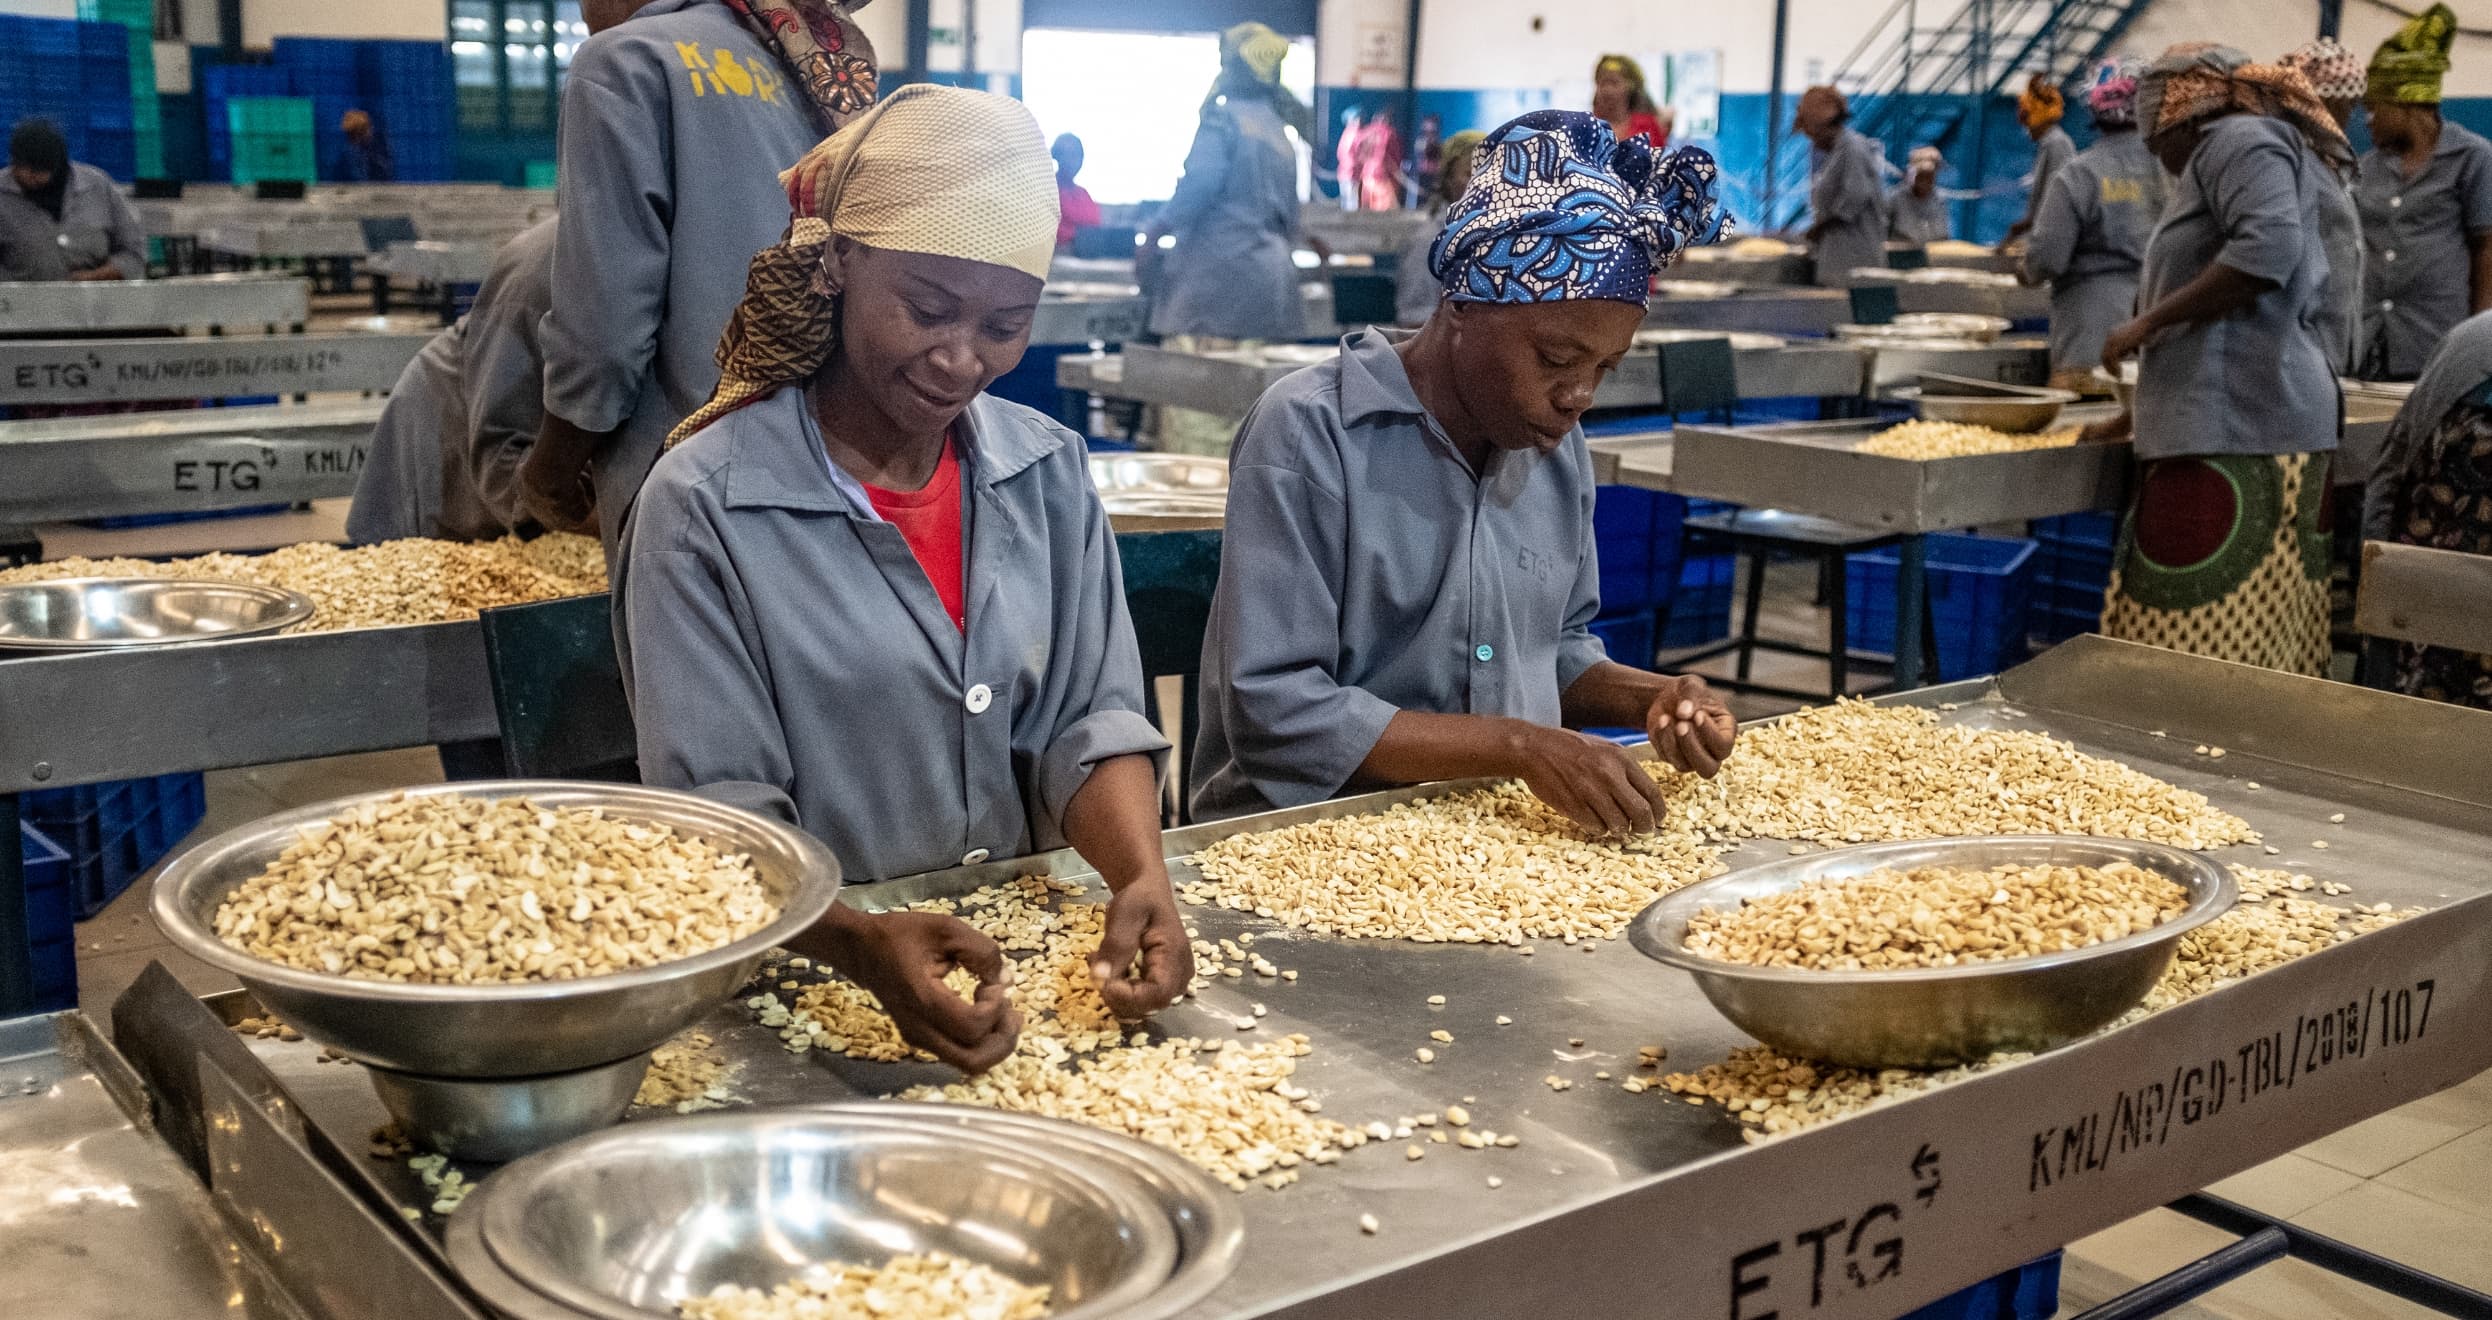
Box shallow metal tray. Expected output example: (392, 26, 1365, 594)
(1671, 413, 2127, 530)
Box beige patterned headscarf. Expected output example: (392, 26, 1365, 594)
(669, 85, 1060, 446)
(2140, 43, 2351, 169)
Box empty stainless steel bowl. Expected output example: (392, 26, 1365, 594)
(151, 781, 843, 1079)
(0, 578, 313, 651)
(1629, 836, 2235, 1068)
(445, 1106, 1198, 1320)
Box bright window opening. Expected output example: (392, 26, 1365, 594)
(1020, 28, 1313, 207)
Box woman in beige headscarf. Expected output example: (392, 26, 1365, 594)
(617, 85, 1194, 1073)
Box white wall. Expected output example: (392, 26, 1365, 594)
(245, 0, 444, 45)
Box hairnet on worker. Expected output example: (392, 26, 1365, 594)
(1427, 110, 1730, 306)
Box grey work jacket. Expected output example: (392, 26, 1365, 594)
(1190, 329, 1609, 822)
(1150, 95, 1306, 340)
(0, 163, 144, 280)
(616, 388, 1168, 882)
(2024, 132, 2165, 376)
(1810, 129, 1890, 287)
(2356, 122, 2492, 379)
(2136, 115, 2337, 461)
(540, 0, 823, 565)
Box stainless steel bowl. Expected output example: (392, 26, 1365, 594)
(1635, 329, 1785, 352)
(446, 1107, 1185, 1320)
(151, 781, 843, 1078)
(0, 578, 313, 651)
(828, 1102, 1244, 1317)
(1088, 452, 1230, 499)
(1833, 313, 2010, 345)
(368, 1054, 652, 1163)
(1651, 279, 1744, 299)
(1629, 837, 2235, 1068)
(1893, 386, 2079, 433)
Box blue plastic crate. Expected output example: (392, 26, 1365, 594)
(20, 822, 77, 1010)
(2034, 511, 2119, 548)
(1900, 1252, 2062, 1320)
(1844, 532, 2037, 683)
(23, 771, 207, 919)
(1659, 552, 1736, 648)
(1589, 611, 1657, 670)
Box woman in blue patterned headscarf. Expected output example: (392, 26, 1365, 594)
(1190, 110, 1740, 835)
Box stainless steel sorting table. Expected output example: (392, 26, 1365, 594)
(2356, 540, 2492, 655)
(1669, 250, 1815, 286)
(1853, 275, 2053, 321)
(199, 222, 373, 261)
(1596, 341, 1869, 407)
(1032, 292, 1149, 345)
(0, 331, 429, 405)
(114, 639, 2492, 1320)
(366, 241, 498, 287)
(1644, 286, 1856, 337)
(0, 399, 385, 524)
(1667, 413, 2133, 687)
(0, 274, 308, 334)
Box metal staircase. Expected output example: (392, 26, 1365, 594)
(1760, 0, 2158, 231)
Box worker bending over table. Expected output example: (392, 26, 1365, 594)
(616, 87, 1191, 1072)
(1193, 111, 1739, 834)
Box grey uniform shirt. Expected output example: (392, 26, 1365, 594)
(1190, 329, 1609, 822)
(2356, 123, 2492, 379)
(540, 0, 822, 564)
(1151, 96, 1306, 341)
(2135, 115, 2337, 461)
(0, 163, 144, 280)
(1810, 128, 1889, 287)
(2023, 133, 2165, 375)
(2019, 126, 2078, 231)
(346, 219, 556, 543)
(616, 388, 1168, 882)
(2313, 164, 2365, 379)
(1888, 186, 1949, 244)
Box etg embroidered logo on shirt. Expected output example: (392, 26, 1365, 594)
(1513, 545, 1559, 585)
(674, 43, 784, 103)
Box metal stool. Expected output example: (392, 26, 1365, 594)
(1670, 508, 1914, 701)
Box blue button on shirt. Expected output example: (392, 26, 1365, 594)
(1189, 329, 1611, 822)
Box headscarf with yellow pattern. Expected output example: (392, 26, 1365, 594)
(1206, 21, 1313, 140)
(1595, 54, 1660, 115)
(668, 85, 1060, 446)
(2368, 3, 2459, 105)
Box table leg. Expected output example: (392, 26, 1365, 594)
(1893, 534, 1928, 690)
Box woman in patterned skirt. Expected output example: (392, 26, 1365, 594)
(2098, 47, 2351, 676)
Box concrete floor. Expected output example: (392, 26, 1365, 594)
(47, 512, 2492, 1319)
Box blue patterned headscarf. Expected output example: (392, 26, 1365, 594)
(1428, 110, 1732, 306)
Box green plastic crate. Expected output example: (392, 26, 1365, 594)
(227, 95, 313, 138)
(230, 130, 316, 184)
(523, 159, 557, 189)
(76, 0, 154, 26)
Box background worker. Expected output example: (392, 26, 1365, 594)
(2005, 74, 2078, 245)
(1194, 112, 1739, 831)
(2355, 3, 2492, 381)
(1396, 127, 1483, 325)
(0, 118, 143, 282)
(522, 0, 879, 562)
(1793, 86, 1887, 287)
(348, 219, 557, 543)
(2363, 309, 2492, 707)
(1592, 54, 1672, 149)
(619, 89, 1191, 1070)
(1052, 133, 1101, 248)
(1145, 21, 1314, 455)
(2024, 58, 2164, 393)
(1889, 146, 1950, 244)
(2099, 46, 2344, 678)
(2281, 36, 2369, 377)
(333, 109, 395, 182)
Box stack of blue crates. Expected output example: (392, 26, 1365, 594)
(1592, 486, 1688, 623)
(2028, 512, 2119, 644)
(1660, 498, 1740, 649)
(18, 822, 76, 1011)
(361, 40, 452, 181)
(1844, 532, 2039, 683)
(271, 37, 362, 183)
(24, 771, 207, 921)
(74, 20, 134, 178)
(0, 16, 136, 174)
(201, 62, 292, 177)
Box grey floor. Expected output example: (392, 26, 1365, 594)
(53, 514, 2492, 1319)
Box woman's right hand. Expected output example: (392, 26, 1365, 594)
(2101, 316, 2153, 372)
(1507, 724, 1668, 838)
(812, 907, 1022, 1073)
(516, 443, 597, 535)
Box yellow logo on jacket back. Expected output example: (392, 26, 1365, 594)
(675, 43, 783, 103)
